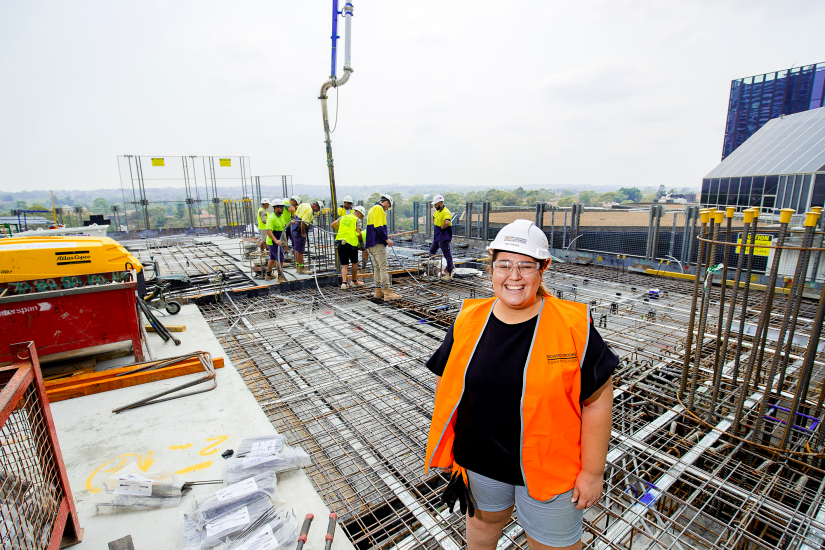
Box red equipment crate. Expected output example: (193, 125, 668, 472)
(0, 282, 144, 365)
(1, 341, 83, 549)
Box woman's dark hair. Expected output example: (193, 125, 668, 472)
(489, 250, 551, 298)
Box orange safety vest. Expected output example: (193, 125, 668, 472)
(424, 296, 590, 500)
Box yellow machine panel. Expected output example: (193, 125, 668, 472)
(0, 236, 142, 284)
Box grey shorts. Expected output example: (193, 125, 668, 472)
(468, 470, 583, 547)
(259, 228, 268, 242)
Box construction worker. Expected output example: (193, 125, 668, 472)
(366, 194, 400, 300)
(337, 195, 354, 217)
(257, 199, 270, 253)
(332, 205, 367, 289)
(283, 196, 300, 259)
(424, 220, 617, 549)
(264, 199, 288, 283)
(291, 199, 324, 275)
(430, 195, 454, 281)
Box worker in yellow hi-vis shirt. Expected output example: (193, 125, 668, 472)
(430, 195, 454, 281)
(257, 199, 270, 253)
(290, 199, 323, 275)
(366, 194, 400, 301)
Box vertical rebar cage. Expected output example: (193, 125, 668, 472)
(0, 342, 82, 549)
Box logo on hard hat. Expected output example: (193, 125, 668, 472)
(503, 236, 527, 244)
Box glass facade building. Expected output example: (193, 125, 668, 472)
(703, 107, 825, 213)
(722, 63, 825, 160)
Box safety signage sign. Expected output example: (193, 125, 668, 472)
(736, 233, 772, 257)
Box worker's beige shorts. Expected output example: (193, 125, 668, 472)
(259, 229, 268, 242)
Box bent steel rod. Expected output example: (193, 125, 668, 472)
(752, 215, 818, 449)
(688, 211, 719, 410)
(732, 210, 793, 436)
(709, 210, 752, 421)
(733, 210, 760, 382)
(680, 211, 709, 397)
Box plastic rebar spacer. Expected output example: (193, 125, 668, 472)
(700, 210, 710, 224)
(714, 211, 724, 224)
(805, 211, 820, 227)
(743, 209, 755, 224)
(726, 207, 735, 218)
(780, 209, 795, 224)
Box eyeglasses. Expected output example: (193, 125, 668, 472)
(491, 260, 541, 276)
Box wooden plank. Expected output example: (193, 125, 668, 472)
(45, 357, 224, 402)
(43, 357, 223, 390)
(144, 324, 186, 332)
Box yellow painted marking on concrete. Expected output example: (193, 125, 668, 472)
(103, 458, 128, 473)
(199, 435, 228, 456)
(176, 461, 213, 474)
(85, 452, 155, 494)
(169, 443, 193, 450)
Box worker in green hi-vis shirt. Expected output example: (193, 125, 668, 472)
(257, 198, 270, 253)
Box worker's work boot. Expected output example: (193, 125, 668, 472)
(277, 275, 288, 284)
(441, 271, 453, 282)
(374, 288, 384, 300)
(383, 289, 401, 301)
(265, 273, 274, 281)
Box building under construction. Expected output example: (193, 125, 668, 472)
(4, 201, 824, 549)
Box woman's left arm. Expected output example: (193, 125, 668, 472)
(572, 375, 613, 510)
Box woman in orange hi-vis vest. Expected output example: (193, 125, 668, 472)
(425, 220, 617, 550)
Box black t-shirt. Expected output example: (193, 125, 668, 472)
(425, 311, 618, 486)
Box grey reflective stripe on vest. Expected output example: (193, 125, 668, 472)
(427, 299, 496, 469)
(580, 306, 591, 369)
(518, 298, 545, 490)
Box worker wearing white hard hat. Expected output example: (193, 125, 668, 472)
(281, 196, 300, 258)
(424, 219, 618, 548)
(429, 195, 454, 281)
(290, 199, 325, 275)
(263, 199, 288, 284)
(366, 194, 399, 300)
(337, 195, 354, 217)
(332, 204, 367, 289)
(257, 199, 271, 253)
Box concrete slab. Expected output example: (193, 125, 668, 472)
(51, 304, 354, 550)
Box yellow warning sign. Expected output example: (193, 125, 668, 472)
(219, 159, 231, 167)
(151, 158, 165, 167)
(736, 233, 772, 257)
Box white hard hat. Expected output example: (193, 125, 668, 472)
(342, 195, 353, 203)
(380, 193, 394, 208)
(353, 205, 366, 216)
(432, 194, 444, 205)
(290, 195, 301, 203)
(271, 198, 285, 207)
(313, 199, 325, 208)
(261, 198, 270, 204)
(487, 219, 551, 260)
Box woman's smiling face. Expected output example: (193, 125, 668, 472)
(491, 251, 545, 310)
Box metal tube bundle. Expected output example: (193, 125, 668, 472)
(680, 208, 710, 397)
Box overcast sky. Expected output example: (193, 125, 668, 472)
(1, 0, 823, 195)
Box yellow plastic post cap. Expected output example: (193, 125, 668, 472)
(714, 211, 724, 224)
(752, 208, 760, 218)
(780, 208, 795, 224)
(700, 209, 710, 223)
(726, 207, 736, 218)
(743, 209, 755, 223)
(813, 206, 823, 213)
(805, 211, 821, 227)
